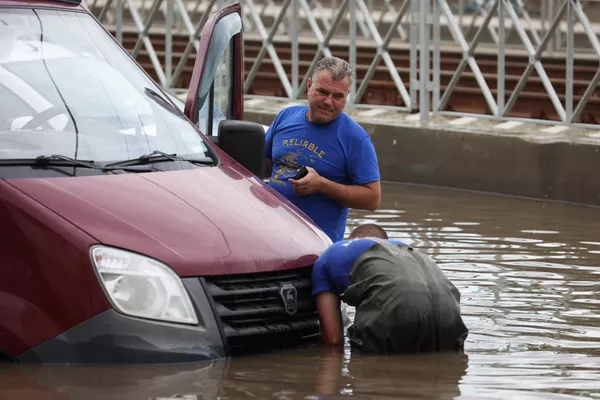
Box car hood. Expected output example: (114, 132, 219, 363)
(7, 166, 330, 277)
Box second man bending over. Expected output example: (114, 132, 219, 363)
(264, 56, 381, 243)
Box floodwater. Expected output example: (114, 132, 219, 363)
(2, 182, 600, 399)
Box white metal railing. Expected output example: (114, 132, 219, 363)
(426, 0, 600, 125)
(88, 0, 600, 127)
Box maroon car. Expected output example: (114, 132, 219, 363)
(0, 0, 331, 363)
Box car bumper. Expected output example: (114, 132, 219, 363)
(18, 278, 225, 364)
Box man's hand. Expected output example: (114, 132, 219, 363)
(316, 291, 344, 347)
(288, 166, 323, 196)
(288, 167, 381, 211)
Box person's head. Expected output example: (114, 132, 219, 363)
(348, 223, 388, 240)
(306, 56, 353, 124)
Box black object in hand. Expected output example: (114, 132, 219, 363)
(295, 166, 308, 180)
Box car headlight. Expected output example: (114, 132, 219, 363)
(90, 246, 198, 325)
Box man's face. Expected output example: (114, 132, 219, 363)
(306, 70, 350, 124)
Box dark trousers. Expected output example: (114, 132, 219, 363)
(342, 242, 469, 354)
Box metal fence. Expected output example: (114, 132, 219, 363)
(87, 0, 600, 127)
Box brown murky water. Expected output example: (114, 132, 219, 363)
(2, 182, 600, 399)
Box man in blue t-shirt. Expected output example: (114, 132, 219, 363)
(264, 56, 381, 243)
(312, 223, 469, 354)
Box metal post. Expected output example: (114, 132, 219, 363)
(419, 0, 430, 122)
(116, 0, 122, 43)
(571, 0, 600, 122)
(410, 0, 419, 110)
(290, 0, 299, 98)
(432, 0, 440, 112)
(497, 0, 504, 117)
(349, 0, 357, 103)
(165, 0, 173, 88)
(566, 0, 574, 121)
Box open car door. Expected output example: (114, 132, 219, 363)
(184, 2, 243, 136)
(185, 2, 265, 177)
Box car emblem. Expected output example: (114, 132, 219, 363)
(280, 282, 298, 316)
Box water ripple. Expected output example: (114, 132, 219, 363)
(346, 183, 600, 399)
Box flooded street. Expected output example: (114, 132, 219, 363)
(2, 181, 600, 399)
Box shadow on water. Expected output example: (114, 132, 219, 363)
(2, 182, 600, 399)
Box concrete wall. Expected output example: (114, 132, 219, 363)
(245, 109, 600, 207)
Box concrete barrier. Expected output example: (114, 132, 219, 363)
(244, 97, 600, 207)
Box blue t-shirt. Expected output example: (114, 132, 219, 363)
(265, 105, 380, 243)
(312, 238, 406, 296)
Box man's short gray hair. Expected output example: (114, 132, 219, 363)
(312, 56, 353, 84)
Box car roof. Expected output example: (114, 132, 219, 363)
(0, 0, 83, 9)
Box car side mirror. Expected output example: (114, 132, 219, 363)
(216, 120, 265, 178)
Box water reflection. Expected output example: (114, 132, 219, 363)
(2, 182, 600, 399)
(0, 348, 468, 400)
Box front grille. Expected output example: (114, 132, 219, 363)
(203, 267, 319, 355)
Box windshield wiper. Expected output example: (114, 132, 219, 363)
(103, 150, 214, 169)
(0, 155, 156, 173)
(0, 155, 98, 169)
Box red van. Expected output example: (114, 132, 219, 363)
(0, 0, 332, 363)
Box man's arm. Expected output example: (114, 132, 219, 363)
(316, 291, 344, 347)
(319, 177, 380, 211)
(314, 346, 343, 395)
(288, 168, 381, 211)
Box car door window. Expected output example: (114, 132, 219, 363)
(195, 12, 241, 137)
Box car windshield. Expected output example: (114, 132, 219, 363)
(0, 8, 211, 164)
